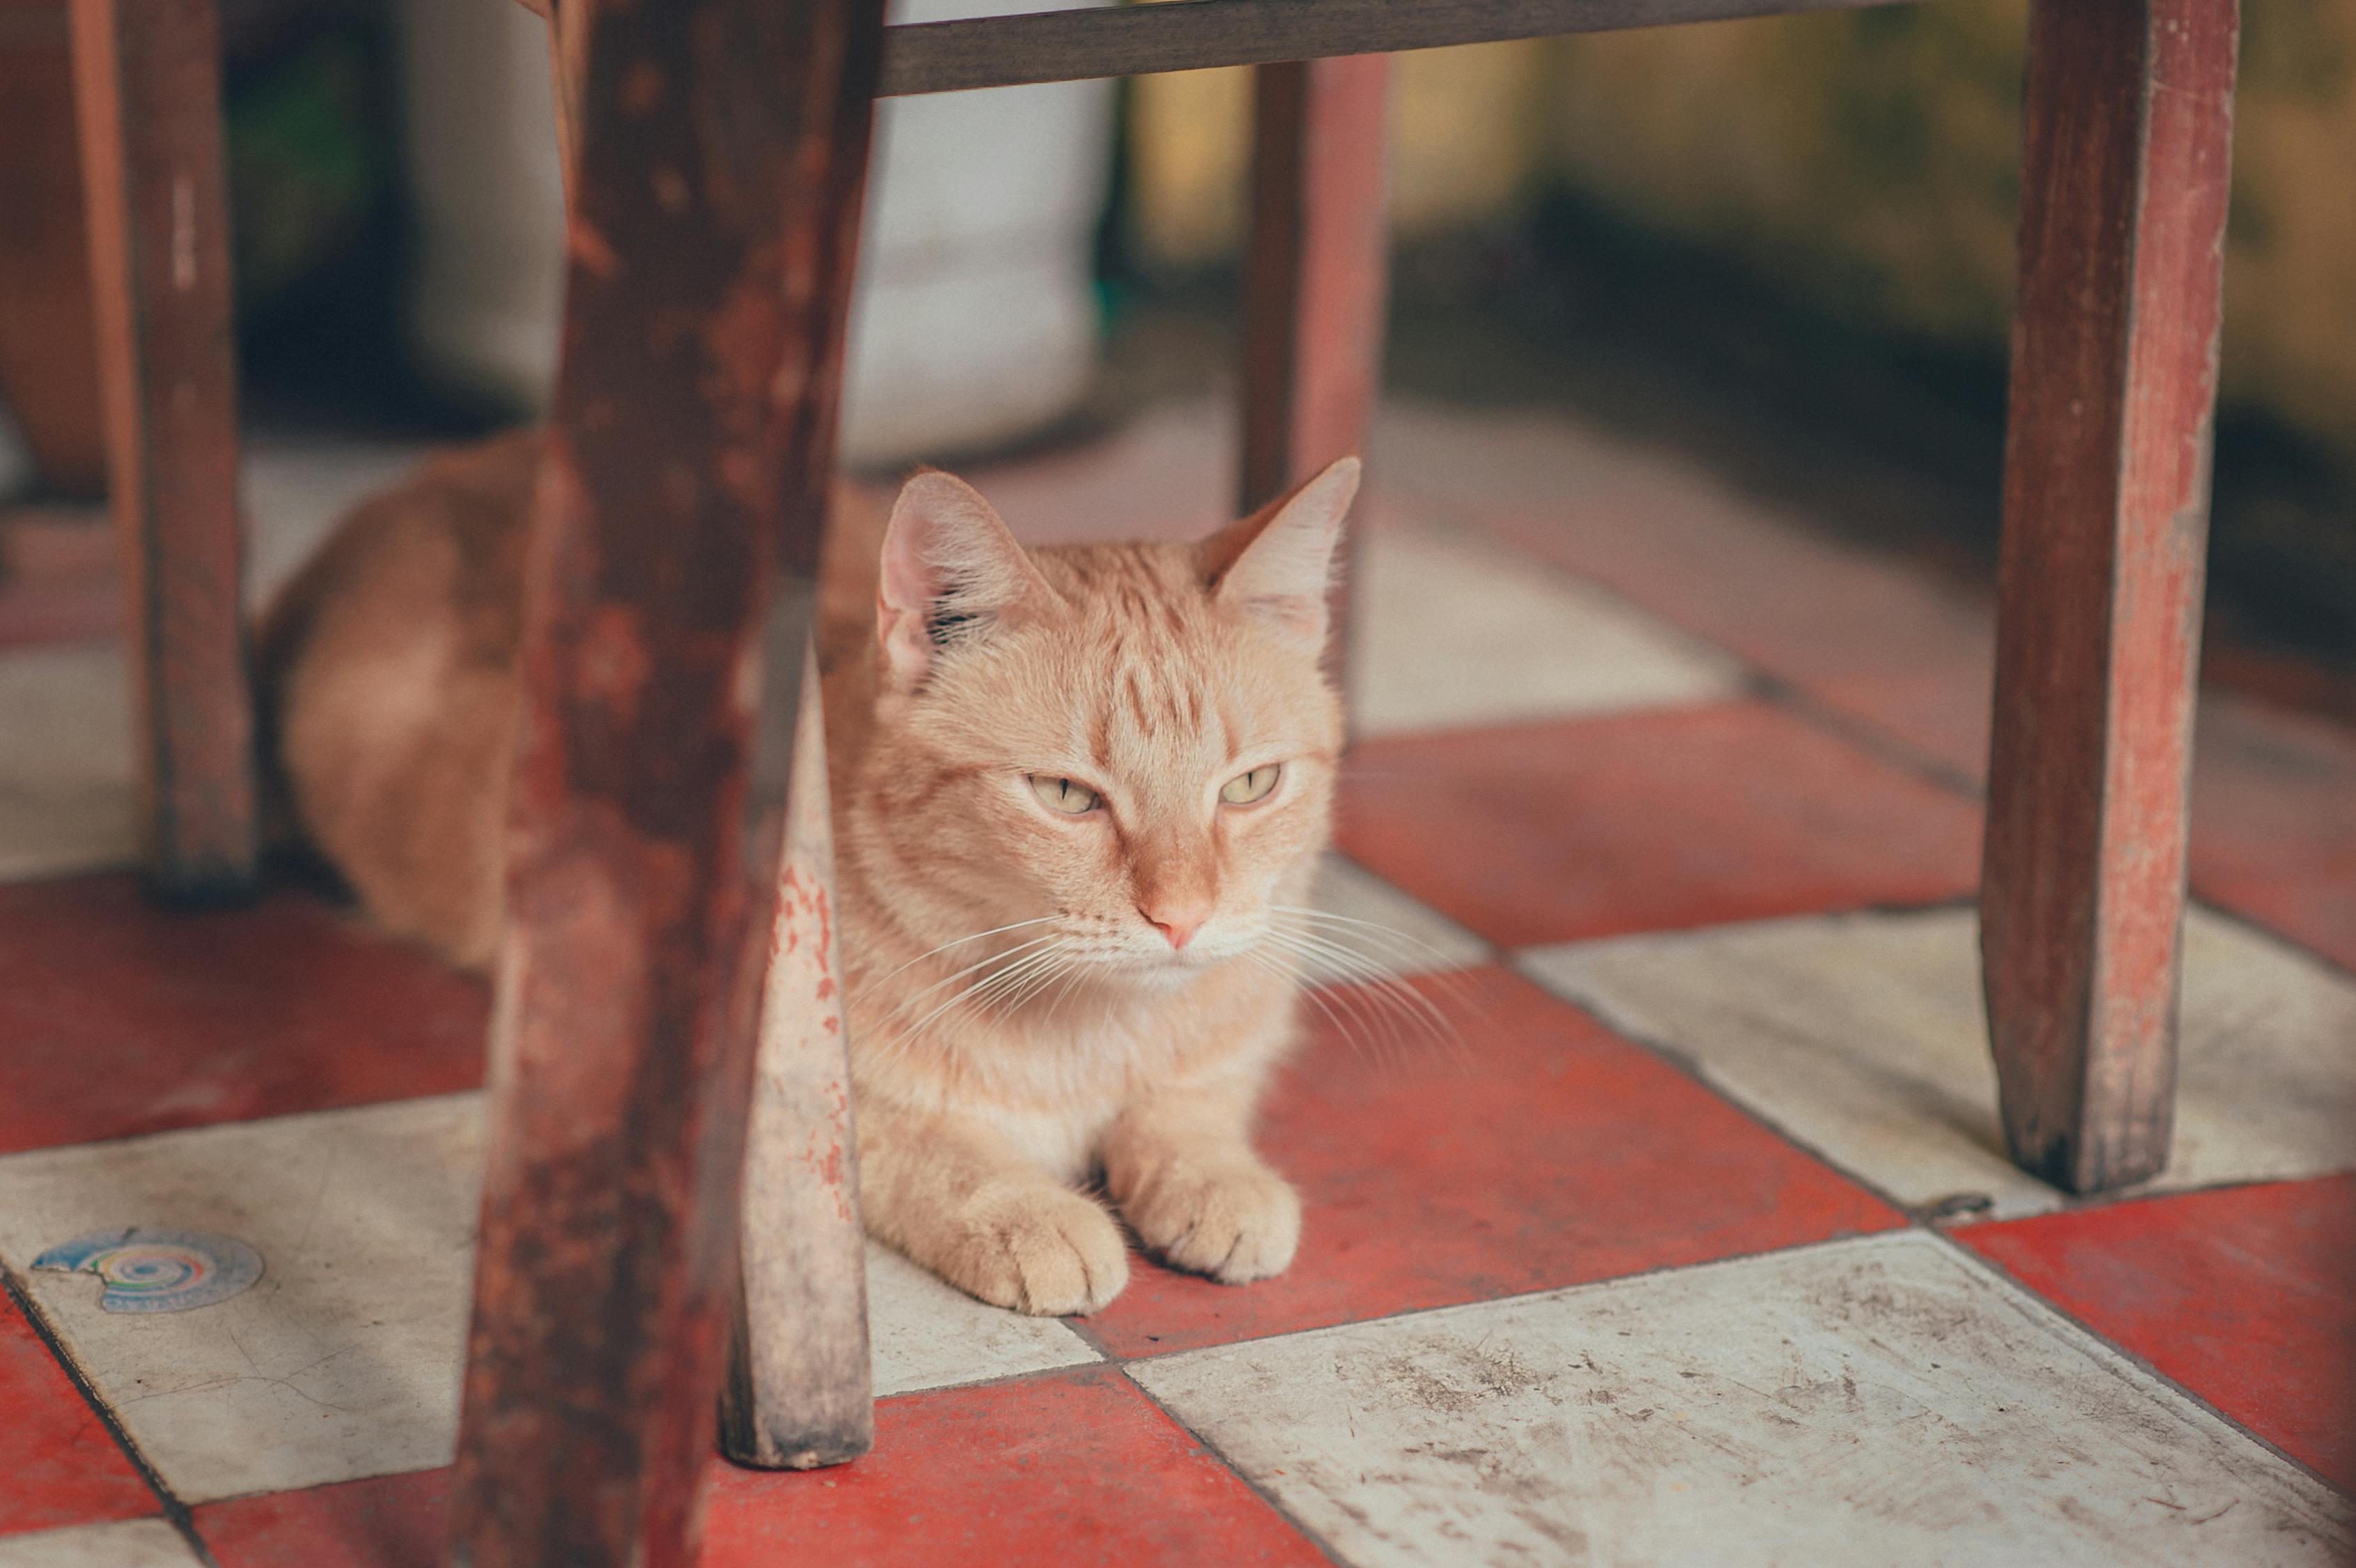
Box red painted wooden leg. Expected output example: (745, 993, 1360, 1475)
(444, 0, 883, 1563)
(1238, 52, 1389, 694)
(70, 0, 258, 899)
(1982, 0, 2240, 1194)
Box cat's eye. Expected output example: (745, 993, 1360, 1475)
(1028, 775, 1102, 815)
(1220, 764, 1282, 806)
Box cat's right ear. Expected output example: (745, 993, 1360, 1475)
(1197, 455, 1359, 650)
(877, 470, 1051, 691)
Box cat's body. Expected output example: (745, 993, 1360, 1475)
(259, 431, 1357, 1316)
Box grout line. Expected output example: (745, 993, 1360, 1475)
(1489, 948, 2356, 1496)
(1406, 487, 1992, 807)
(1108, 1233, 1902, 1371)
(1058, 1312, 1121, 1365)
(1925, 1226, 2356, 1503)
(1494, 959, 1941, 1224)
(1107, 1365, 1357, 1568)
(1743, 668, 1987, 802)
(1419, 482, 2356, 997)
(1, 1263, 222, 1568)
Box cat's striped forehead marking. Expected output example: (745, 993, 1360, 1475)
(1033, 541, 1241, 778)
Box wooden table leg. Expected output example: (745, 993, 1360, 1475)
(721, 638, 873, 1470)
(443, 0, 883, 1562)
(1238, 52, 1389, 695)
(69, 0, 257, 899)
(1982, 0, 2239, 1195)
(0, 1, 106, 498)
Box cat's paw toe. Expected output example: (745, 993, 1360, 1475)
(1126, 1162, 1300, 1284)
(949, 1186, 1130, 1316)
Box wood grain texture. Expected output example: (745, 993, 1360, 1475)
(1238, 54, 1389, 700)
(877, 0, 1913, 96)
(68, 0, 257, 898)
(444, 0, 884, 1562)
(722, 643, 874, 1470)
(1981, 0, 2240, 1194)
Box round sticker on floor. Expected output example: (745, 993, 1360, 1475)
(32, 1227, 263, 1314)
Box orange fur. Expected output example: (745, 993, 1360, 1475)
(258, 433, 1357, 1315)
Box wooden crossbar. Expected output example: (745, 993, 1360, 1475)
(510, 0, 1921, 98)
(875, 0, 1916, 96)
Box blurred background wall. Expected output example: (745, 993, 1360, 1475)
(2, 0, 2350, 660)
(1128, 3, 2356, 466)
(1118, 0, 2355, 665)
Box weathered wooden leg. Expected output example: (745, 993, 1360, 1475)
(69, 0, 257, 898)
(1238, 52, 1389, 693)
(0, 1, 107, 498)
(721, 640, 873, 1470)
(541, 0, 582, 205)
(443, 0, 884, 1564)
(1981, 0, 2239, 1195)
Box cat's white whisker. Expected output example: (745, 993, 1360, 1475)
(1265, 924, 1454, 1038)
(1268, 904, 1488, 1010)
(1270, 902, 1458, 962)
(905, 940, 1075, 1045)
(863, 931, 1064, 1030)
(994, 951, 1084, 1018)
(1242, 948, 1415, 1070)
(849, 916, 1061, 1007)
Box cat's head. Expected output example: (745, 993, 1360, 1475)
(850, 459, 1357, 984)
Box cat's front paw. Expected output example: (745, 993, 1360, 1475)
(941, 1185, 1130, 1316)
(1122, 1160, 1300, 1284)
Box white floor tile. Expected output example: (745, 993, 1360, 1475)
(1132, 1231, 2352, 1568)
(241, 432, 433, 610)
(1350, 519, 1742, 737)
(0, 1520, 199, 1568)
(0, 1096, 482, 1502)
(867, 1240, 1098, 1397)
(1309, 854, 1489, 978)
(1521, 907, 2356, 1218)
(0, 646, 136, 884)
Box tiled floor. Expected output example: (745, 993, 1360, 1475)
(1, 399, 2351, 1565)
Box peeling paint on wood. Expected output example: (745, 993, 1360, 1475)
(443, 0, 886, 1562)
(723, 645, 873, 1471)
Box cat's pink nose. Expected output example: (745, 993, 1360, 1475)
(1141, 900, 1212, 950)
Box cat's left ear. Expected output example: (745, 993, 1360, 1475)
(1198, 455, 1359, 649)
(877, 470, 1053, 691)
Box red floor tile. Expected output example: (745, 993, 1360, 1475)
(0, 875, 487, 1155)
(1091, 967, 1903, 1358)
(2191, 694, 2356, 974)
(1962, 1175, 2356, 1491)
(705, 1368, 1327, 1567)
(197, 1468, 445, 1568)
(199, 1369, 1327, 1568)
(0, 1291, 155, 1538)
(1337, 702, 1982, 949)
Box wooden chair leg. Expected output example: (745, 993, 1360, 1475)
(444, 0, 884, 1563)
(721, 639, 873, 1470)
(69, 0, 258, 899)
(1238, 52, 1389, 693)
(1981, 0, 2239, 1196)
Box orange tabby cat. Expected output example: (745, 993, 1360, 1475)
(258, 433, 1358, 1316)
